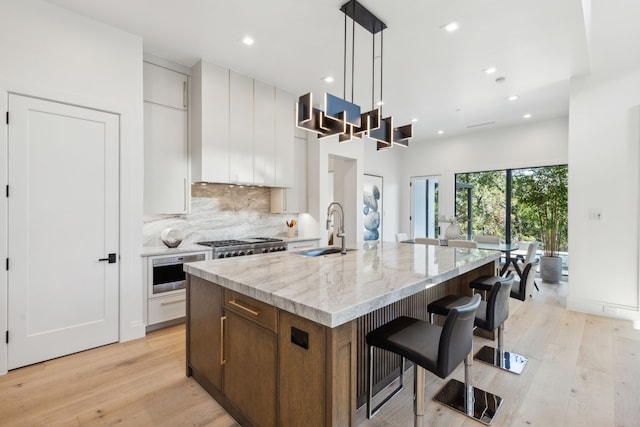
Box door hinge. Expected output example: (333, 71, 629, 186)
(5, 185, 8, 198)
(5, 258, 8, 271)
(5, 111, 8, 125)
(5, 331, 8, 344)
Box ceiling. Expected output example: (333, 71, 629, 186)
(44, 0, 600, 142)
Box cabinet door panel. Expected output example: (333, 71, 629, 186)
(253, 80, 276, 186)
(188, 278, 223, 391)
(143, 61, 187, 110)
(224, 311, 277, 427)
(229, 71, 254, 184)
(193, 61, 229, 183)
(275, 88, 295, 187)
(144, 102, 188, 214)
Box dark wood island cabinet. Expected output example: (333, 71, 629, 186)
(185, 243, 499, 426)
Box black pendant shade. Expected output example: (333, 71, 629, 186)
(296, 0, 413, 150)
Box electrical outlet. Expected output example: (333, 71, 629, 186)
(589, 209, 603, 221)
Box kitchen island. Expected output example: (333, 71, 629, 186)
(185, 242, 500, 427)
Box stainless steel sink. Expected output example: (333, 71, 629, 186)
(297, 247, 352, 256)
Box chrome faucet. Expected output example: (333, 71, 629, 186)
(326, 202, 347, 254)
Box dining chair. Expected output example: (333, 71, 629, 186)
(395, 233, 408, 242)
(415, 237, 440, 245)
(447, 239, 478, 249)
(502, 241, 539, 290)
(510, 259, 540, 301)
(473, 235, 500, 244)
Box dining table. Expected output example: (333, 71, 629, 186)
(475, 242, 521, 276)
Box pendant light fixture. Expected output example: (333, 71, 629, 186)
(296, 0, 412, 150)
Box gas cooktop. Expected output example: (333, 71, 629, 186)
(197, 237, 283, 248)
(197, 237, 286, 258)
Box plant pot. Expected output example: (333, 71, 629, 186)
(540, 256, 562, 284)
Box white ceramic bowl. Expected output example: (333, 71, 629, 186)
(161, 228, 183, 248)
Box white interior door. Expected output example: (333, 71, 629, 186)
(7, 94, 119, 369)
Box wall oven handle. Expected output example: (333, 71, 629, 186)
(160, 298, 186, 306)
(220, 315, 227, 366)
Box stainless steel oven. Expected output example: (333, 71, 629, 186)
(151, 253, 206, 295)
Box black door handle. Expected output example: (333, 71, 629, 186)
(98, 253, 117, 263)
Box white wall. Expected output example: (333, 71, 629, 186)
(307, 135, 364, 247)
(0, 0, 144, 374)
(363, 139, 405, 242)
(568, 68, 640, 320)
(396, 117, 569, 235)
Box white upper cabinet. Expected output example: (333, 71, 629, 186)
(143, 61, 188, 110)
(274, 88, 295, 188)
(253, 80, 276, 186)
(229, 71, 254, 185)
(271, 135, 308, 213)
(191, 61, 229, 183)
(143, 61, 189, 214)
(190, 60, 295, 187)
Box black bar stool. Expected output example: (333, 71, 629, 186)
(469, 272, 514, 299)
(366, 294, 503, 426)
(428, 274, 528, 376)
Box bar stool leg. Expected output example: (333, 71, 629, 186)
(464, 357, 474, 416)
(414, 365, 425, 427)
(474, 323, 528, 374)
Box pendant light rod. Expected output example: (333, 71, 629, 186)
(343, 12, 347, 100)
(351, 14, 355, 102)
(380, 29, 383, 114)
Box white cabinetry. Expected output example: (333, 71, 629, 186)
(229, 71, 254, 184)
(144, 61, 190, 214)
(274, 88, 294, 188)
(191, 61, 229, 184)
(254, 80, 276, 186)
(286, 239, 320, 251)
(191, 60, 294, 187)
(271, 135, 308, 213)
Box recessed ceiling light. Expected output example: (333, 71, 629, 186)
(523, 113, 532, 119)
(322, 76, 334, 83)
(242, 36, 254, 46)
(376, 100, 384, 106)
(443, 21, 459, 32)
(484, 67, 497, 75)
(411, 118, 419, 123)
(508, 95, 519, 101)
(437, 130, 444, 135)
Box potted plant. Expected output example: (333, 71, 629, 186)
(513, 166, 568, 283)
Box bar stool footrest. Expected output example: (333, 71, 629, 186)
(474, 345, 528, 375)
(433, 379, 503, 425)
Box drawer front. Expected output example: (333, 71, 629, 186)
(287, 240, 319, 251)
(224, 290, 277, 332)
(148, 292, 186, 325)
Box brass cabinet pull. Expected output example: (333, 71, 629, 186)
(220, 315, 227, 365)
(228, 299, 260, 316)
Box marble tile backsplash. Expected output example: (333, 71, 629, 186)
(143, 183, 297, 247)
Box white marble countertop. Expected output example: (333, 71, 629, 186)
(184, 242, 500, 328)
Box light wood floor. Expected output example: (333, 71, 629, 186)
(1, 280, 639, 427)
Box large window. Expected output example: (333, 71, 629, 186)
(455, 165, 568, 270)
